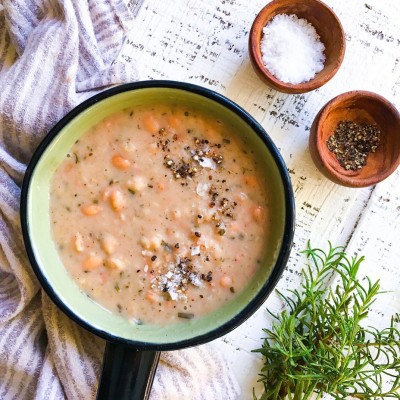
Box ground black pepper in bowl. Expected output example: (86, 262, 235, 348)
(327, 120, 381, 171)
(309, 90, 400, 188)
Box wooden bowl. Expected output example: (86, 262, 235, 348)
(249, 0, 345, 94)
(309, 91, 400, 187)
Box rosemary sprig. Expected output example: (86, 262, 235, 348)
(253, 242, 400, 399)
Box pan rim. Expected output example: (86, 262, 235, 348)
(20, 80, 295, 350)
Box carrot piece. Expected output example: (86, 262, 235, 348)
(143, 113, 160, 134)
(62, 162, 74, 174)
(112, 154, 131, 170)
(244, 175, 259, 188)
(83, 253, 103, 270)
(164, 300, 173, 309)
(168, 115, 181, 129)
(253, 205, 265, 222)
(156, 182, 165, 191)
(220, 275, 233, 288)
(204, 128, 219, 142)
(145, 291, 157, 303)
(81, 204, 101, 216)
(101, 186, 112, 201)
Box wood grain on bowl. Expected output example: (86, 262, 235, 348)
(309, 91, 400, 187)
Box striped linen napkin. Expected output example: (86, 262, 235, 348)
(0, 1, 241, 399)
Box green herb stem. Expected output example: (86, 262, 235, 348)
(253, 242, 400, 400)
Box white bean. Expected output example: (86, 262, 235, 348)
(150, 235, 162, 250)
(110, 189, 126, 212)
(101, 234, 118, 255)
(105, 257, 125, 271)
(127, 176, 147, 192)
(140, 236, 151, 249)
(74, 233, 84, 252)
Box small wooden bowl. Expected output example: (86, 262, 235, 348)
(309, 91, 400, 187)
(249, 0, 345, 94)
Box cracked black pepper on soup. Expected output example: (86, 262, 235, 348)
(50, 102, 274, 325)
(327, 120, 381, 171)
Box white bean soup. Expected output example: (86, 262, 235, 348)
(50, 103, 273, 325)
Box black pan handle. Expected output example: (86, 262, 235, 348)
(96, 342, 160, 400)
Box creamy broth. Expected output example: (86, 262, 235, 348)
(50, 103, 272, 325)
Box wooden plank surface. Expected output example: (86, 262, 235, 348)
(118, 0, 400, 397)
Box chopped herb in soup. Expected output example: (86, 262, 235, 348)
(50, 103, 272, 325)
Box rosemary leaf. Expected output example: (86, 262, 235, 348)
(253, 242, 400, 399)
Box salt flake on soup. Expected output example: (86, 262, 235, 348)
(50, 103, 272, 325)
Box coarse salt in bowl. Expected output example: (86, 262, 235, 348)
(249, 0, 346, 94)
(260, 13, 326, 85)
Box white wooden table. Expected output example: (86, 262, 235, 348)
(120, 1, 400, 397)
